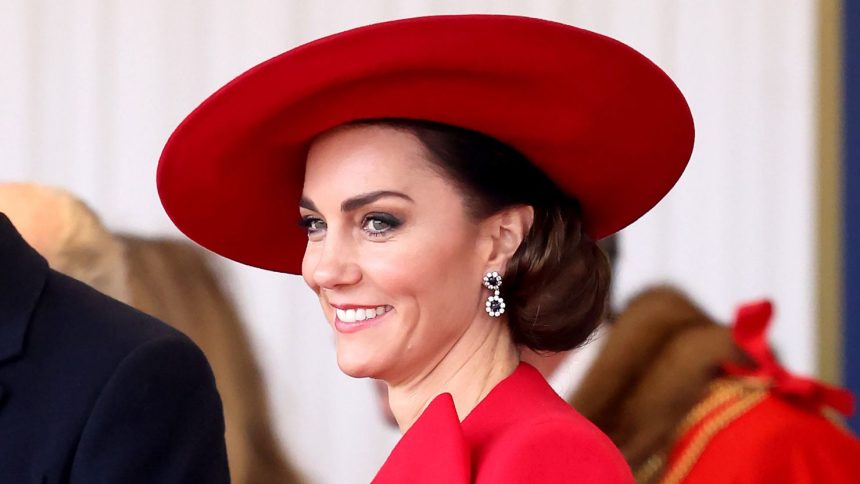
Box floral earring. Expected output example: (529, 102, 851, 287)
(483, 271, 505, 317)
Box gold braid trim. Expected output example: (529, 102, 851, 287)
(662, 378, 768, 483)
(633, 378, 769, 484)
(634, 452, 666, 484)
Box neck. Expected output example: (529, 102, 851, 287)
(519, 348, 571, 379)
(387, 317, 519, 433)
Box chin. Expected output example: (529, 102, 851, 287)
(337, 362, 375, 379)
(335, 344, 384, 379)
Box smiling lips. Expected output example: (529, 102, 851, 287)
(335, 305, 393, 323)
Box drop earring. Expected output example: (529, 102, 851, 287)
(483, 271, 505, 317)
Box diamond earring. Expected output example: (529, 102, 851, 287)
(483, 271, 505, 317)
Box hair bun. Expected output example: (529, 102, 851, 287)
(503, 205, 611, 352)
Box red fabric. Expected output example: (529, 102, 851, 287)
(680, 395, 860, 483)
(157, 14, 694, 273)
(670, 300, 860, 483)
(373, 363, 633, 483)
(372, 393, 470, 483)
(723, 300, 854, 416)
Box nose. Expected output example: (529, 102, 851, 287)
(304, 232, 362, 290)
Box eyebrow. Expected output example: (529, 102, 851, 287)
(300, 190, 414, 213)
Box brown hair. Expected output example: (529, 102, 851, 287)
(351, 119, 611, 352)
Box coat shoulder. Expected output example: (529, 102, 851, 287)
(476, 411, 634, 483)
(681, 393, 860, 483)
(38, 269, 187, 348)
(0, 266, 226, 482)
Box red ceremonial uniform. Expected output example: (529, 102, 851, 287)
(660, 301, 860, 483)
(668, 392, 860, 483)
(373, 363, 633, 483)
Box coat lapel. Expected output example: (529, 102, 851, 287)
(0, 212, 48, 365)
(373, 393, 471, 483)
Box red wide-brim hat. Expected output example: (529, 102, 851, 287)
(157, 14, 694, 274)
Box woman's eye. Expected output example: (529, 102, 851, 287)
(299, 216, 327, 236)
(362, 213, 401, 237)
(364, 218, 390, 233)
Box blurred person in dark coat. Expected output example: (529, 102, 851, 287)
(0, 182, 302, 484)
(0, 207, 229, 482)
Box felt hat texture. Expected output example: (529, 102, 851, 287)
(158, 14, 694, 273)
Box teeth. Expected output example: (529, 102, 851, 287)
(335, 306, 391, 323)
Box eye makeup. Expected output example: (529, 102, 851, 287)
(298, 215, 327, 240)
(362, 212, 403, 237)
(298, 211, 404, 240)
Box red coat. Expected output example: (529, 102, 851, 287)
(373, 363, 633, 483)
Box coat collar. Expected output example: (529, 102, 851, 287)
(372, 363, 561, 483)
(0, 213, 48, 364)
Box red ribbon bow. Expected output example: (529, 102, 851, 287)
(722, 300, 855, 417)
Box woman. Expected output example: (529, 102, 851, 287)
(158, 15, 693, 482)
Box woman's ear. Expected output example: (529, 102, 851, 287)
(481, 205, 534, 271)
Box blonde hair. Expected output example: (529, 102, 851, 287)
(0, 183, 129, 302)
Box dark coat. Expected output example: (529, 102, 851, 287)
(0, 214, 230, 483)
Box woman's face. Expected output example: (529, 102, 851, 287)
(300, 124, 492, 383)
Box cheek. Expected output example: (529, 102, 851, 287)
(364, 230, 482, 324)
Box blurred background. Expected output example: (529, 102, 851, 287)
(1, 1, 856, 483)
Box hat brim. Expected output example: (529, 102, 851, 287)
(157, 14, 694, 274)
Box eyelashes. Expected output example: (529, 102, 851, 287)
(298, 216, 327, 233)
(362, 212, 402, 237)
(298, 212, 403, 239)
